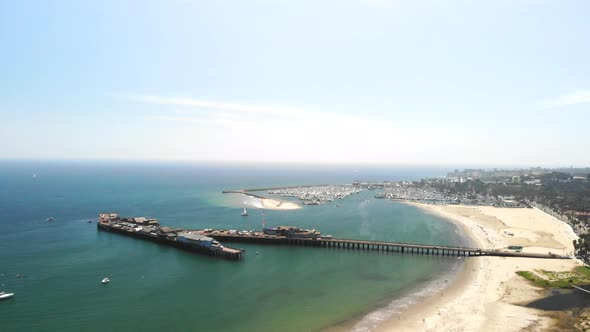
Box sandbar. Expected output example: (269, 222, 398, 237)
(261, 198, 301, 210)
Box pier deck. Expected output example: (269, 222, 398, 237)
(203, 230, 568, 259)
(97, 221, 244, 260)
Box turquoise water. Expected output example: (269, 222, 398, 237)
(0, 161, 465, 331)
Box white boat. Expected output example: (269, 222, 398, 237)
(241, 208, 248, 216)
(0, 292, 14, 300)
(101, 277, 110, 284)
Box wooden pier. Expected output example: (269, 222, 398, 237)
(204, 231, 569, 259)
(97, 222, 244, 260)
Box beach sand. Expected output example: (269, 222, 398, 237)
(375, 204, 580, 332)
(261, 198, 301, 210)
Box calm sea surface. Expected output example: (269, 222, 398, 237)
(0, 161, 466, 332)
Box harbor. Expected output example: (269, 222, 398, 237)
(97, 213, 245, 260)
(3, 163, 584, 332)
(223, 184, 362, 205)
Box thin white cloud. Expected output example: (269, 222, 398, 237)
(133, 94, 313, 118)
(134, 94, 391, 129)
(115, 94, 530, 164)
(543, 90, 590, 109)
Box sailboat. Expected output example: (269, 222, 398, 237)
(241, 208, 248, 216)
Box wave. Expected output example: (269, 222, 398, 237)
(352, 259, 463, 332)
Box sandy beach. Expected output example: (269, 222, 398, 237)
(236, 192, 302, 210)
(261, 197, 301, 210)
(375, 204, 580, 332)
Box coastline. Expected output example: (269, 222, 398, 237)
(237, 192, 302, 210)
(261, 197, 301, 210)
(375, 202, 580, 331)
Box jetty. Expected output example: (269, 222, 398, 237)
(222, 184, 332, 193)
(201, 228, 569, 259)
(97, 213, 244, 260)
(222, 184, 361, 205)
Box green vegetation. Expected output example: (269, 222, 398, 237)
(434, 169, 590, 213)
(574, 235, 590, 265)
(516, 266, 590, 288)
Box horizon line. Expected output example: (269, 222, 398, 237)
(0, 158, 588, 170)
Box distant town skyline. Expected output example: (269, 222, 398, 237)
(1, 1, 589, 166)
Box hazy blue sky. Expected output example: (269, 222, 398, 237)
(1, 0, 589, 166)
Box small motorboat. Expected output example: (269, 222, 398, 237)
(101, 277, 110, 284)
(46, 217, 54, 222)
(241, 208, 248, 216)
(0, 292, 14, 300)
(87, 220, 93, 223)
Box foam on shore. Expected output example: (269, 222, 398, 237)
(352, 259, 465, 332)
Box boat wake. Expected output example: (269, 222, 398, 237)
(352, 260, 463, 332)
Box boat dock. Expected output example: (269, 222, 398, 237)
(97, 213, 244, 260)
(201, 229, 568, 259)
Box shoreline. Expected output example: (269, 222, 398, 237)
(235, 192, 302, 210)
(322, 258, 468, 332)
(261, 197, 301, 210)
(324, 201, 478, 332)
(374, 202, 580, 331)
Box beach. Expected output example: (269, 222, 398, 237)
(261, 198, 301, 210)
(376, 204, 580, 331)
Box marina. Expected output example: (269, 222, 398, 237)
(223, 184, 362, 205)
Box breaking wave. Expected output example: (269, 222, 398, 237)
(352, 259, 463, 332)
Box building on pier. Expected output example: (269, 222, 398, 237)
(97, 213, 243, 260)
(263, 226, 320, 239)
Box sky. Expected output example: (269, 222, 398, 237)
(1, 0, 589, 166)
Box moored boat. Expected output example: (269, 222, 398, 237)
(241, 208, 248, 216)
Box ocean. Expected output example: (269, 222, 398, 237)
(0, 161, 467, 331)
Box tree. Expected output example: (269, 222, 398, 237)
(573, 234, 590, 265)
